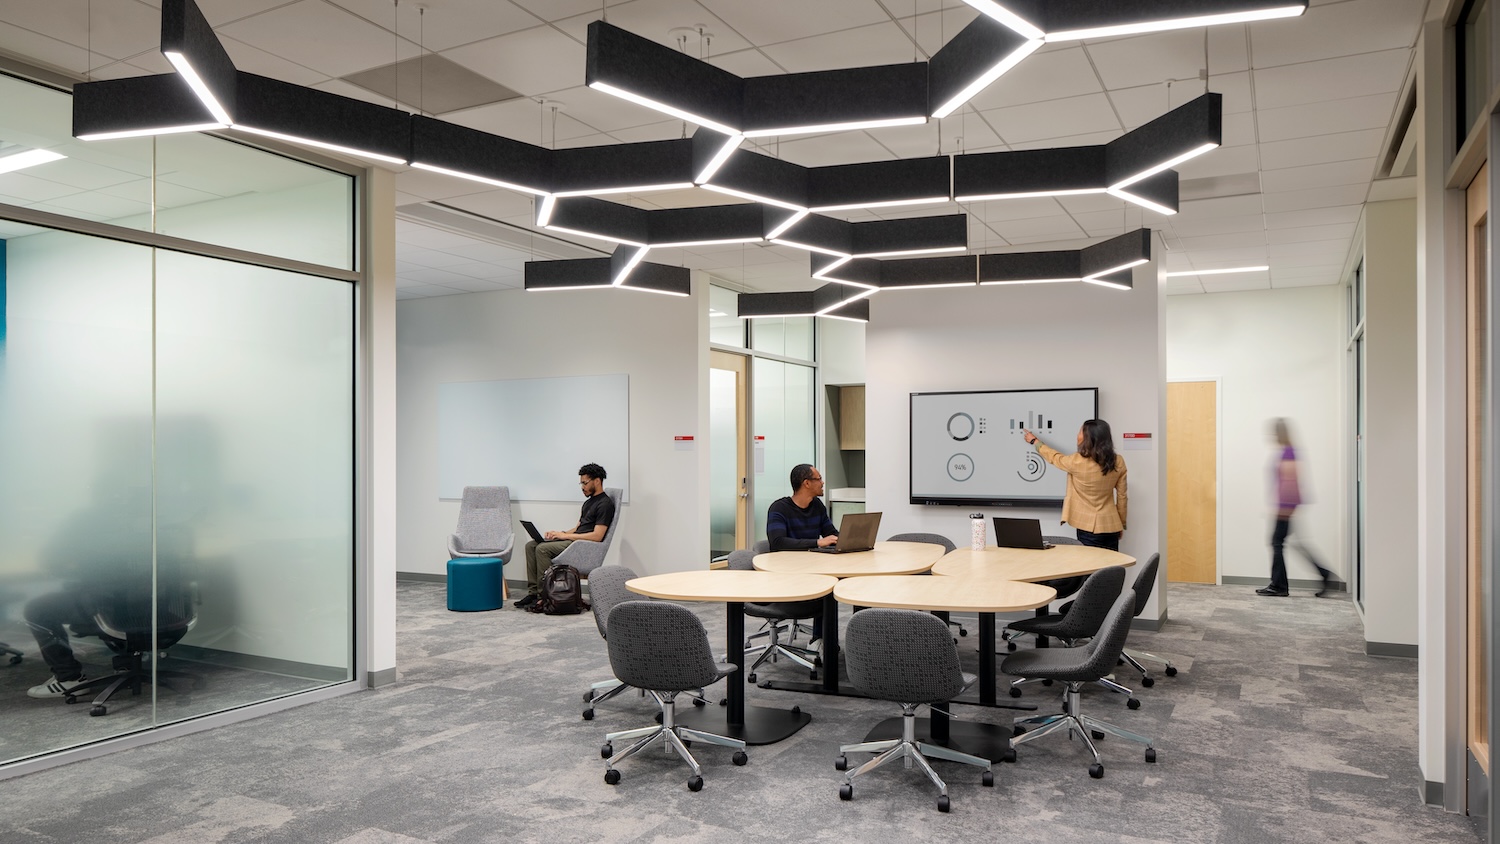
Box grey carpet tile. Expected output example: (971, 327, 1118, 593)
(0, 580, 1485, 844)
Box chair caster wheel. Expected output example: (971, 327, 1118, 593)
(747, 673, 756, 684)
(601, 743, 613, 759)
(982, 771, 994, 787)
(1127, 698, 1141, 710)
(1041, 679, 1053, 687)
(959, 629, 968, 637)
(1091, 730, 1105, 741)
(1007, 642, 1017, 652)
(90, 705, 106, 717)
(834, 755, 848, 771)
(809, 670, 818, 680)
(720, 698, 728, 706)
(1089, 763, 1104, 779)
(1142, 676, 1155, 688)
(7, 655, 20, 665)
(1145, 748, 1157, 763)
(814, 657, 823, 667)
(582, 709, 594, 720)
(1002, 747, 1017, 763)
(582, 690, 595, 703)
(1008, 687, 1022, 698)
(791, 705, 801, 715)
(682, 740, 692, 748)
(655, 712, 664, 724)
(693, 697, 707, 707)
(839, 783, 853, 801)
(937, 795, 950, 813)
(687, 776, 703, 792)
(65, 695, 78, 705)
(732, 751, 748, 766)
(1165, 666, 1179, 677)
(604, 769, 621, 785)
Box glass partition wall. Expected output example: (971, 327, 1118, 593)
(0, 71, 357, 768)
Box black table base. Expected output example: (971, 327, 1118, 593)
(676, 703, 812, 745)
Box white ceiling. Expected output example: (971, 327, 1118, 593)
(0, 0, 1426, 298)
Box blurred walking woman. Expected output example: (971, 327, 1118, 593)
(1022, 419, 1128, 551)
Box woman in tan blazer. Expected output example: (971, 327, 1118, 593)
(1022, 419, 1127, 551)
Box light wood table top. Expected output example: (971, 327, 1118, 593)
(626, 569, 837, 603)
(930, 545, 1135, 582)
(752, 541, 945, 577)
(834, 575, 1057, 613)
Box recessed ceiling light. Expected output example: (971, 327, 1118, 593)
(0, 149, 66, 175)
(1164, 266, 1270, 277)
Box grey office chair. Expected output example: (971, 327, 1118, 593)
(1119, 554, 1178, 686)
(749, 538, 817, 642)
(1003, 593, 1157, 778)
(554, 487, 623, 579)
(835, 608, 993, 813)
(1005, 565, 1138, 709)
(889, 532, 964, 636)
(582, 566, 709, 721)
(448, 486, 514, 597)
(727, 549, 820, 681)
(601, 601, 747, 791)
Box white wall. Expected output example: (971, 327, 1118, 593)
(1165, 285, 1346, 584)
(1364, 198, 1420, 649)
(397, 277, 709, 578)
(865, 262, 1166, 619)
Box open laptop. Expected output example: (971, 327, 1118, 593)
(992, 516, 1054, 550)
(519, 520, 545, 544)
(809, 511, 882, 553)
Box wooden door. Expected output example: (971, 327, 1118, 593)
(1467, 161, 1489, 780)
(1167, 380, 1217, 583)
(710, 350, 750, 560)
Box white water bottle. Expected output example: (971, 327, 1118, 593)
(970, 513, 986, 551)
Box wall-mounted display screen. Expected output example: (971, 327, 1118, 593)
(910, 387, 1099, 507)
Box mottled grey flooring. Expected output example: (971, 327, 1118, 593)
(1, 581, 1485, 843)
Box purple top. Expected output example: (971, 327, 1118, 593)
(1275, 445, 1300, 509)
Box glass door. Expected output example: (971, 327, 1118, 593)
(1467, 161, 1491, 792)
(709, 350, 750, 561)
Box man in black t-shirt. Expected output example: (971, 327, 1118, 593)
(514, 463, 615, 609)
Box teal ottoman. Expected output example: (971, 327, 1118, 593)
(447, 558, 504, 611)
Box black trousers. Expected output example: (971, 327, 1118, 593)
(1076, 528, 1122, 551)
(1270, 514, 1330, 591)
(23, 591, 94, 681)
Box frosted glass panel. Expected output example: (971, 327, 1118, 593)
(751, 316, 814, 361)
(709, 368, 738, 558)
(709, 285, 744, 347)
(155, 251, 354, 708)
(0, 230, 155, 759)
(752, 358, 817, 543)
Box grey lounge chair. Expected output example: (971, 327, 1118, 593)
(554, 487, 623, 579)
(448, 486, 514, 596)
(601, 601, 747, 792)
(836, 608, 993, 813)
(1003, 593, 1157, 778)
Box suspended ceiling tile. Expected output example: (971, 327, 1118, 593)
(995, 215, 1087, 240)
(441, 25, 586, 97)
(394, 282, 469, 297)
(1178, 231, 1268, 252)
(1268, 223, 1359, 245)
(506, 0, 605, 23)
(443, 243, 532, 266)
(973, 196, 1068, 223)
(134, 1, 295, 27)
(0, 172, 82, 203)
(698, 0, 890, 47)
(1073, 209, 1142, 235)
(422, 275, 512, 293)
(1252, 49, 1411, 111)
(1, 0, 161, 61)
(1273, 273, 1342, 288)
(393, 168, 504, 202)
(444, 98, 552, 146)
(1055, 193, 1127, 215)
(1179, 193, 1266, 218)
(395, 222, 478, 249)
(220, 0, 423, 78)
(1269, 238, 1352, 258)
(1177, 144, 1260, 181)
(1005, 130, 1120, 151)
(1165, 213, 1265, 237)
(982, 93, 1121, 146)
(778, 131, 894, 167)
(1264, 204, 1364, 230)
(900, 6, 984, 58)
(869, 121, 996, 160)
(968, 46, 1102, 112)
(399, 246, 484, 269)
(1086, 26, 1250, 93)
(220, 35, 333, 87)
(329, 0, 539, 53)
(399, 265, 492, 286)
(539, 84, 692, 135)
(1256, 92, 1398, 143)
(553, 2, 751, 57)
(1178, 246, 1271, 265)
(0, 21, 89, 74)
(710, 48, 788, 78)
(608, 120, 696, 142)
(98, 178, 221, 210)
(1261, 159, 1377, 194)
(13, 155, 142, 192)
(1258, 128, 1386, 170)
(1262, 183, 1369, 213)
(309, 77, 409, 108)
(759, 20, 915, 73)
(1249, 0, 1423, 69)
(42, 190, 152, 221)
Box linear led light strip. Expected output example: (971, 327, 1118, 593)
(1045, 7, 1307, 41)
(613, 247, 649, 286)
(0, 149, 66, 174)
(587, 81, 740, 137)
(543, 224, 647, 249)
(410, 162, 549, 196)
(931, 39, 1043, 119)
(1164, 265, 1269, 276)
(700, 184, 807, 213)
(1109, 143, 1218, 190)
(882, 281, 977, 290)
(695, 134, 744, 183)
(765, 209, 810, 240)
(979, 277, 1079, 286)
(814, 287, 877, 315)
(77, 122, 226, 141)
(809, 196, 949, 213)
(1107, 187, 1177, 216)
(163, 50, 231, 124)
(742, 116, 927, 138)
(553, 182, 695, 198)
(232, 125, 408, 165)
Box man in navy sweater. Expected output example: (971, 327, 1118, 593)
(764, 464, 838, 646)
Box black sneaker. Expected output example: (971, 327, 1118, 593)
(1255, 586, 1289, 597)
(1315, 572, 1336, 598)
(513, 594, 538, 608)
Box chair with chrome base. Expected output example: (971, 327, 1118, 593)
(1003, 593, 1156, 778)
(1119, 554, 1178, 687)
(835, 608, 994, 813)
(582, 566, 708, 719)
(727, 549, 820, 681)
(888, 532, 966, 637)
(600, 601, 747, 791)
(1005, 565, 1138, 709)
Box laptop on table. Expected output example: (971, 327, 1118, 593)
(808, 511, 882, 554)
(992, 517, 1054, 550)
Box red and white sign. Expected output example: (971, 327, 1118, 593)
(1121, 432, 1152, 451)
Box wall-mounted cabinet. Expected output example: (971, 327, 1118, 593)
(838, 384, 866, 450)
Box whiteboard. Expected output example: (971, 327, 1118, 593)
(438, 374, 629, 502)
(909, 388, 1097, 507)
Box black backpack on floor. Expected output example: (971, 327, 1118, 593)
(534, 564, 589, 615)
